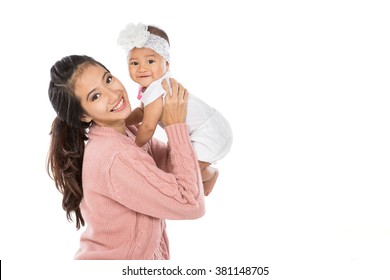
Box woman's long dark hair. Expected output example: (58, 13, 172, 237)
(47, 55, 109, 229)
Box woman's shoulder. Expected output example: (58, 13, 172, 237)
(86, 125, 158, 163)
(84, 125, 139, 163)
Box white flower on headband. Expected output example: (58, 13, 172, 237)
(117, 22, 171, 62)
(117, 23, 150, 52)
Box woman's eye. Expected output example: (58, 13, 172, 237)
(106, 75, 113, 84)
(91, 93, 100, 101)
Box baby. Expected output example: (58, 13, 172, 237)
(118, 23, 232, 196)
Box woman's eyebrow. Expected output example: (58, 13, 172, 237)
(86, 71, 109, 100)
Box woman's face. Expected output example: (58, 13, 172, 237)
(128, 47, 169, 88)
(74, 64, 132, 133)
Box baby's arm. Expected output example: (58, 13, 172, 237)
(125, 106, 144, 126)
(135, 97, 163, 147)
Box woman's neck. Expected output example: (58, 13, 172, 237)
(93, 121, 127, 136)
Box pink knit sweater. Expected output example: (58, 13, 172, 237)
(74, 123, 205, 260)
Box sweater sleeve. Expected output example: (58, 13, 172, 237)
(128, 124, 171, 173)
(148, 133, 171, 173)
(108, 123, 205, 220)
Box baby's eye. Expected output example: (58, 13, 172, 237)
(147, 60, 155, 64)
(130, 61, 139, 66)
(91, 93, 100, 101)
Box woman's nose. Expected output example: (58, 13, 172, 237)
(108, 88, 120, 103)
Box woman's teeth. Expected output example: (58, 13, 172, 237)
(112, 98, 124, 111)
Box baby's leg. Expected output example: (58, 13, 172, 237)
(199, 161, 219, 196)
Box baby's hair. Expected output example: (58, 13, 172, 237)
(148, 25, 170, 45)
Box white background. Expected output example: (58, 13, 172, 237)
(0, 0, 389, 279)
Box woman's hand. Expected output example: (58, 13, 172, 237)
(161, 78, 189, 126)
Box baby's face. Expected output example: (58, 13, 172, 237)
(128, 48, 169, 88)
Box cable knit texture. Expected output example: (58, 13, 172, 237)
(74, 123, 205, 260)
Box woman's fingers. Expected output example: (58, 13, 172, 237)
(162, 79, 170, 95)
(160, 78, 189, 126)
(170, 78, 178, 99)
(177, 85, 188, 106)
(182, 88, 189, 102)
(162, 78, 187, 98)
(162, 78, 178, 103)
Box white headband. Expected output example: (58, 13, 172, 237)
(117, 23, 170, 62)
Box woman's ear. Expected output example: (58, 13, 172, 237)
(81, 114, 92, 123)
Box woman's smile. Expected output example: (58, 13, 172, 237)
(111, 97, 125, 112)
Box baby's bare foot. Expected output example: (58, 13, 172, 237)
(203, 168, 219, 196)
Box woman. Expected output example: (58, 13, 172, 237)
(47, 55, 205, 260)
